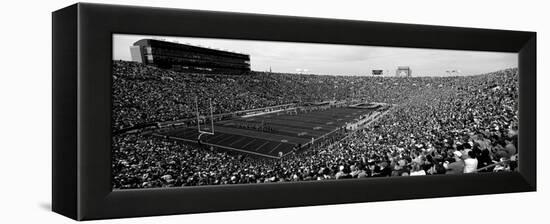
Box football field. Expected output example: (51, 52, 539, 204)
(158, 107, 379, 158)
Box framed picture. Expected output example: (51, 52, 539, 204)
(52, 3, 536, 221)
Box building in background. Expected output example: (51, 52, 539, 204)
(396, 66, 412, 77)
(372, 69, 384, 76)
(130, 39, 250, 73)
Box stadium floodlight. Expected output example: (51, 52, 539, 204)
(195, 96, 215, 140)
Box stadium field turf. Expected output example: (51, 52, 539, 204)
(159, 107, 378, 158)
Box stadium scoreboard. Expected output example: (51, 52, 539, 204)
(372, 70, 384, 75)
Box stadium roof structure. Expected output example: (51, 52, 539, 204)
(130, 39, 251, 73)
(133, 39, 249, 59)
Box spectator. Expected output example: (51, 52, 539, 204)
(445, 151, 465, 175)
(410, 162, 426, 176)
(463, 151, 479, 173)
(111, 61, 519, 188)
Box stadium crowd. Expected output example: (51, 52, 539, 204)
(112, 61, 518, 188)
(113, 61, 444, 131)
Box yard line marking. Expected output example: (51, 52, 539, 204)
(229, 136, 248, 146)
(204, 133, 226, 142)
(241, 139, 257, 148)
(212, 126, 308, 144)
(212, 134, 240, 145)
(268, 142, 284, 154)
(164, 135, 280, 159)
(255, 141, 270, 151)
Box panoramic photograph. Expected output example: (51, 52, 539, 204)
(111, 34, 519, 189)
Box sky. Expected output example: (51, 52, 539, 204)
(113, 34, 517, 77)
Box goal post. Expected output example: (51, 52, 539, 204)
(195, 96, 215, 136)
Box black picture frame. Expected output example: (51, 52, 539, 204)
(52, 3, 536, 221)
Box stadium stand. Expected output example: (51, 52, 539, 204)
(112, 61, 518, 188)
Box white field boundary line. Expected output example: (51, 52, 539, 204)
(240, 108, 297, 118)
(154, 104, 397, 159)
(152, 133, 281, 159)
(156, 103, 297, 128)
(318, 104, 397, 149)
(282, 105, 396, 158)
(211, 125, 306, 145)
(282, 121, 346, 157)
(267, 142, 284, 155)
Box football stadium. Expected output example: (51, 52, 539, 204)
(112, 39, 519, 189)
